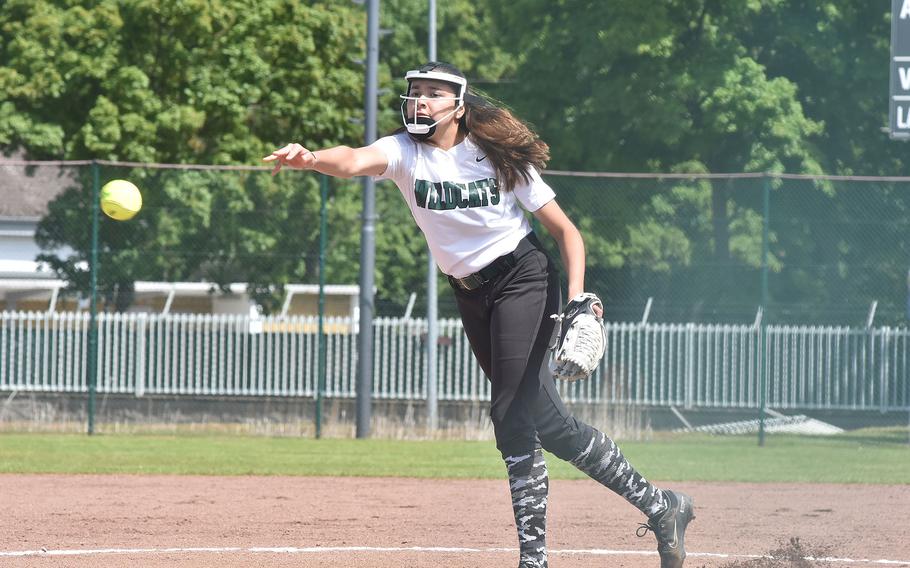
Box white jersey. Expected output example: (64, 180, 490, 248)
(371, 133, 556, 278)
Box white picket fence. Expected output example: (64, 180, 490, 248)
(1, 311, 908, 410)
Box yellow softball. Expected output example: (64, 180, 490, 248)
(100, 179, 142, 221)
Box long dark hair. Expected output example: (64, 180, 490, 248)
(401, 62, 550, 193)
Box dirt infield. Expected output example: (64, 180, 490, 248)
(1, 474, 907, 567)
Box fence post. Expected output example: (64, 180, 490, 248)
(316, 175, 328, 438)
(758, 173, 771, 446)
(685, 323, 695, 408)
(355, 0, 379, 439)
(135, 314, 147, 398)
(87, 161, 100, 435)
(879, 327, 888, 414)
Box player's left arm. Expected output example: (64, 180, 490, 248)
(532, 200, 601, 315)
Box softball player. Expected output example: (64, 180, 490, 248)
(265, 61, 694, 568)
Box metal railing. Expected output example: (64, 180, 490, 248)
(1, 311, 908, 411)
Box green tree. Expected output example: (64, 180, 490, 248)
(731, 2, 910, 323)
(1, 0, 365, 163)
(487, 0, 827, 321)
(487, 1, 822, 172)
(6, 0, 513, 315)
(1, 0, 367, 311)
(745, 1, 903, 177)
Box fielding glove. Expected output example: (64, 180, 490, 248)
(548, 292, 606, 381)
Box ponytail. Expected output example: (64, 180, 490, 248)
(461, 93, 550, 193)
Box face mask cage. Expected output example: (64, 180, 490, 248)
(399, 69, 467, 135)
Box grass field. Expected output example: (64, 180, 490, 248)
(1, 429, 907, 483)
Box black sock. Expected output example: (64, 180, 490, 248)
(504, 448, 548, 568)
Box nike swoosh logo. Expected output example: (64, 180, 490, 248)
(475, 155, 487, 162)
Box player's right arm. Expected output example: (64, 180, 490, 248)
(263, 143, 388, 179)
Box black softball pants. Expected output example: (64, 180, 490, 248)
(451, 234, 595, 459)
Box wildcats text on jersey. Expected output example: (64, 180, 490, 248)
(414, 178, 501, 210)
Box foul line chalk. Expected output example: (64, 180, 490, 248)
(0, 546, 906, 565)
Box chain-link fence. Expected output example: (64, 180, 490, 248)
(2, 161, 909, 438)
(6, 162, 360, 315)
(5, 162, 909, 327)
(544, 172, 910, 327)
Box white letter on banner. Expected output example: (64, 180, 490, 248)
(901, 68, 910, 90)
(899, 106, 910, 129)
(902, 0, 910, 18)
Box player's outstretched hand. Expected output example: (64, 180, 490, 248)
(263, 143, 317, 176)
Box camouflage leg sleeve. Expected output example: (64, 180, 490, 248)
(505, 449, 548, 568)
(570, 428, 667, 517)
